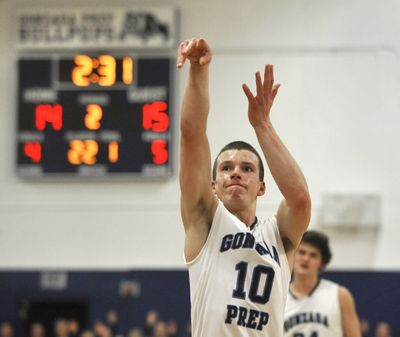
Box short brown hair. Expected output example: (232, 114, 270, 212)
(212, 141, 264, 181)
(301, 230, 332, 267)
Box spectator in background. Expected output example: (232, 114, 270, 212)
(106, 309, 121, 337)
(101, 328, 112, 337)
(375, 322, 392, 337)
(54, 319, 69, 337)
(93, 322, 108, 337)
(165, 321, 178, 337)
(127, 328, 143, 337)
(30, 323, 45, 337)
(182, 323, 191, 337)
(143, 310, 158, 337)
(0, 322, 14, 337)
(79, 331, 94, 337)
(93, 322, 111, 337)
(67, 319, 79, 337)
(152, 322, 167, 337)
(360, 318, 371, 337)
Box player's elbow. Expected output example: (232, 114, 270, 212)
(292, 190, 312, 217)
(180, 119, 194, 139)
(180, 127, 196, 144)
(180, 119, 206, 141)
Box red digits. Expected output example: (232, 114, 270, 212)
(35, 104, 63, 131)
(151, 140, 168, 165)
(24, 142, 41, 163)
(142, 101, 169, 132)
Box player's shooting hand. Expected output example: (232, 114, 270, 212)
(242, 64, 280, 128)
(176, 38, 212, 69)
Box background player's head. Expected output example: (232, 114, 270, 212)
(294, 230, 332, 275)
(301, 230, 332, 268)
(212, 141, 265, 181)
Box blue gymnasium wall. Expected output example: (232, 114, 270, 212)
(0, 270, 399, 336)
(0, 270, 191, 336)
(324, 271, 400, 336)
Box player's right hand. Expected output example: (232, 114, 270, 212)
(177, 38, 212, 68)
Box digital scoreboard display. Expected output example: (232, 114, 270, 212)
(17, 54, 174, 178)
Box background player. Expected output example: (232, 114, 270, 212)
(284, 230, 361, 337)
(178, 37, 311, 336)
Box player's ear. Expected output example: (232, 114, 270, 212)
(257, 181, 266, 196)
(211, 180, 217, 194)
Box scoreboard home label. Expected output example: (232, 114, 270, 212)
(16, 6, 177, 178)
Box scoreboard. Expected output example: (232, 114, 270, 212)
(17, 54, 173, 178)
(16, 6, 177, 179)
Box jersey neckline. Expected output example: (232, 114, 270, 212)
(289, 278, 321, 300)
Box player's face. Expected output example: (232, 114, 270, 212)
(294, 243, 323, 277)
(212, 149, 265, 211)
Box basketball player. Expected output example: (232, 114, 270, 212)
(177, 37, 311, 336)
(284, 230, 361, 337)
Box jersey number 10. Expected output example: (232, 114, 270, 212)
(232, 261, 275, 304)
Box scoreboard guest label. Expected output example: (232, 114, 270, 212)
(16, 6, 177, 178)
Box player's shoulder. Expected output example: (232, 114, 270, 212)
(259, 214, 278, 232)
(320, 278, 339, 286)
(318, 278, 341, 292)
(320, 278, 349, 291)
(319, 279, 354, 303)
(259, 214, 286, 248)
(338, 284, 354, 299)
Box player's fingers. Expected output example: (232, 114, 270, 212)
(255, 72, 263, 98)
(199, 38, 212, 65)
(263, 64, 273, 93)
(199, 53, 211, 66)
(177, 40, 190, 68)
(197, 38, 207, 49)
(270, 64, 275, 85)
(272, 83, 280, 100)
(242, 83, 254, 101)
(177, 42, 187, 68)
(183, 39, 196, 55)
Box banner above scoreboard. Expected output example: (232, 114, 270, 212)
(17, 6, 178, 50)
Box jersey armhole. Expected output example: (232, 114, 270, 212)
(271, 215, 291, 274)
(184, 199, 223, 265)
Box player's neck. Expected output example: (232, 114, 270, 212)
(233, 210, 257, 227)
(228, 202, 257, 227)
(290, 273, 320, 298)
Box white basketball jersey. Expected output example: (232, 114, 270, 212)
(284, 279, 343, 337)
(185, 200, 291, 337)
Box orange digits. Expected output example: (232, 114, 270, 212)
(72, 55, 92, 87)
(68, 140, 98, 165)
(85, 104, 103, 130)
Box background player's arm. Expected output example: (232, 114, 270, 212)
(177, 38, 217, 262)
(339, 286, 362, 337)
(242, 65, 311, 266)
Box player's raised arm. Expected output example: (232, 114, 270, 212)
(177, 38, 217, 262)
(242, 64, 311, 266)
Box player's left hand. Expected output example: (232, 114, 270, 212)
(242, 64, 280, 128)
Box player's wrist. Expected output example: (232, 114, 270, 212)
(253, 120, 273, 133)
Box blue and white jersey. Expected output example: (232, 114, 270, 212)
(284, 279, 343, 337)
(185, 199, 291, 337)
